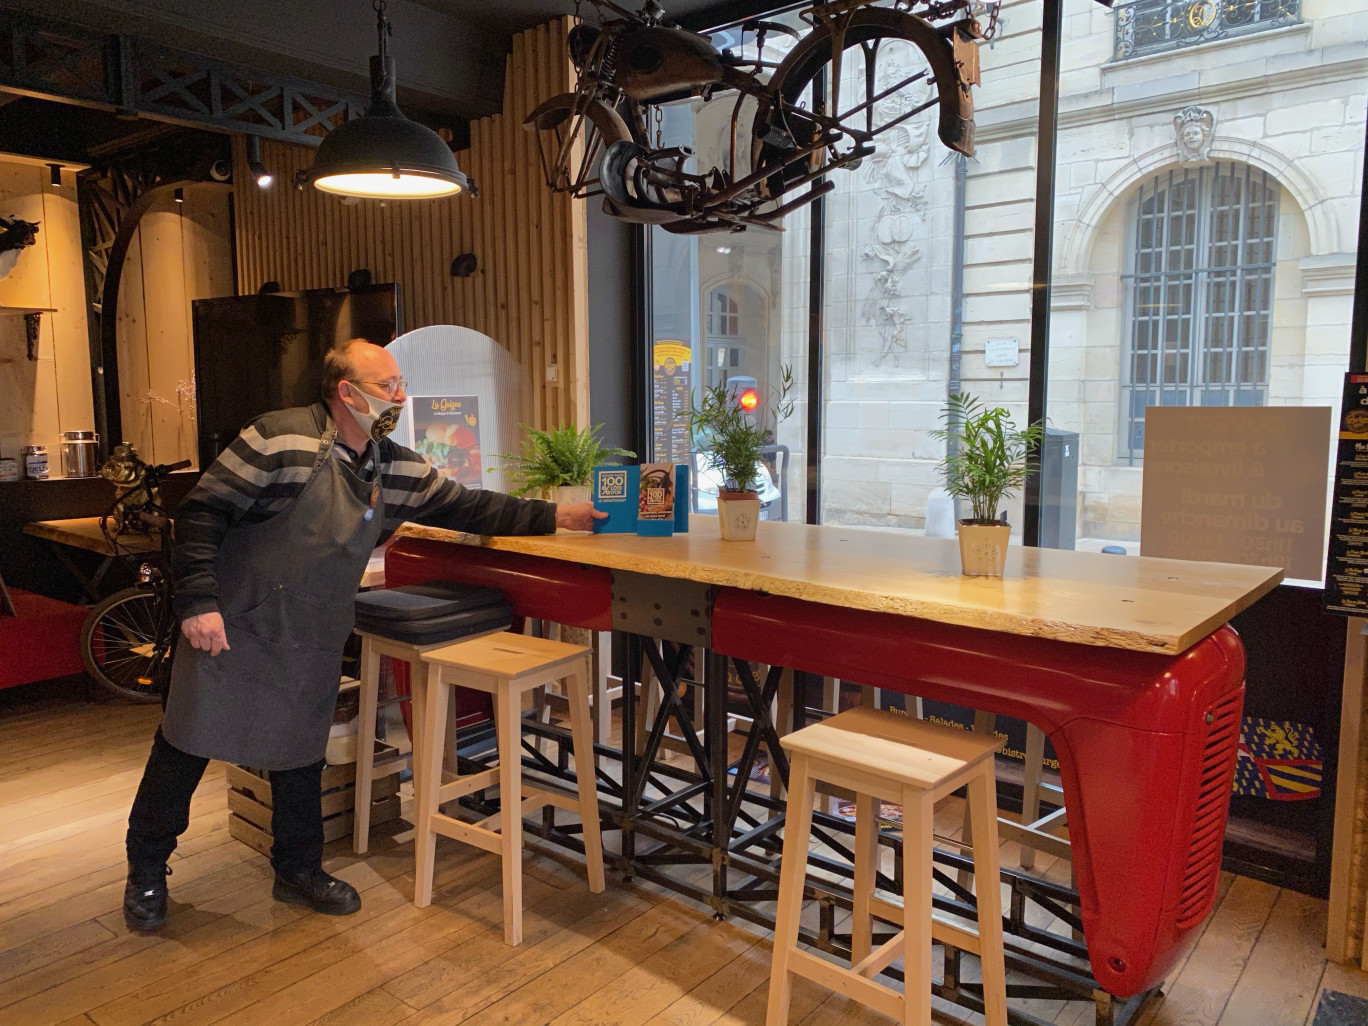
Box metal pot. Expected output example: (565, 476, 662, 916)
(60, 430, 99, 478)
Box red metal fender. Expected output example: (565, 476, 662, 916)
(710, 588, 1246, 998)
(381, 538, 614, 729)
(385, 538, 614, 630)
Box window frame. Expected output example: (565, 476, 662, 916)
(1113, 0, 1303, 62)
(1118, 161, 1281, 463)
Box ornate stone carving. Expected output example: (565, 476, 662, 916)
(860, 54, 932, 366)
(1174, 105, 1216, 165)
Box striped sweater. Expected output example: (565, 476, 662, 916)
(172, 402, 555, 619)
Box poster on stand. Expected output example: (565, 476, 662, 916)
(1325, 373, 1368, 615)
(411, 395, 482, 488)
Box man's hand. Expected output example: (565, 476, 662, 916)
(554, 502, 608, 532)
(182, 611, 230, 656)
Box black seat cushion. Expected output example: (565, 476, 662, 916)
(354, 604, 513, 644)
(354, 581, 508, 622)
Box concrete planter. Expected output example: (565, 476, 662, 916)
(717, 491, 761, 541)
(957, 521, 1010, 576)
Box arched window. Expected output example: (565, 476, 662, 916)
(704, 284, 761, 391)
(1121, 162, 1279, 460)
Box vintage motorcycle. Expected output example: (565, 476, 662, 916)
(525, 0, 994, 234)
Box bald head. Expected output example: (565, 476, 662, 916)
(320, 338, 401, 404)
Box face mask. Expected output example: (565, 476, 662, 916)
(344, 383, 404, 442)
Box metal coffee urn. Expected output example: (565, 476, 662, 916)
(59, 430, 99, 478)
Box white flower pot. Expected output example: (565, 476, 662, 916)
(718, 492, 761, 541)
(554, 484, 591, 506)
(957, 521, 1010, 577)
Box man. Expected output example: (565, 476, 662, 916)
(123, 339, 604, 931)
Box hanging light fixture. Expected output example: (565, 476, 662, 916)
(246, 136, 273, 188)
(295, 0, 469, 200)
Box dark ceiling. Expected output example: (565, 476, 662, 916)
(410, 0, 738, 38)
(0, 0, 752, 130)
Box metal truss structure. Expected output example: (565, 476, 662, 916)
(0, 9, 366, 146)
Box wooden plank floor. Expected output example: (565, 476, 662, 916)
(1, 686, 1365, 1026)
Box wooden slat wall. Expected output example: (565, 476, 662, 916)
(232, 17, 589, 432)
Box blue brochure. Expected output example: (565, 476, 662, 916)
(592, 465, 639, 533)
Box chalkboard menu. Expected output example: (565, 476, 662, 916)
(1324, 373, 1368, 615)
(651, 341, 693, 464)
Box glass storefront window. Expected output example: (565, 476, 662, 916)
(647, 9, 811, 523)
(1045, 0, 1364, 566)
(645, 0, 1363, 556)
(816, 1, 1041, 532)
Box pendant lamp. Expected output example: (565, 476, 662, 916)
(296, 0, 469, 200)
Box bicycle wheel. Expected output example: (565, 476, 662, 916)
(752, 7, 975, 196)
(80, 585, 178, 703)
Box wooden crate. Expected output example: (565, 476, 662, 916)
(226, 760, 401, 858)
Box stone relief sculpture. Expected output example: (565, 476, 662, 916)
(1174, 105, 1216, 165)
(860, 57, 932, 365)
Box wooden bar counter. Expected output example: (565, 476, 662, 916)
(384, 516, 1282, 1022)
(393, 517, 1280, 655)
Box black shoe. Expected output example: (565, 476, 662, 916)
(123, 863, 171, 932)
(272, 868, 361, 916)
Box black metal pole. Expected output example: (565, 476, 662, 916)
(632, 224, 652, 459)
(1023, 0, 1064, 547)
(806, 68, 827, 525)
(1350, 114, 1368, 373)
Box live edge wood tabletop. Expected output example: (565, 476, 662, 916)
(393, 516, 1283, 656)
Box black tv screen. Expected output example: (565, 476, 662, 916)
(192, 284, 400, 468)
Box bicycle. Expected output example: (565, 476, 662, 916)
(79, 453, 191, 703)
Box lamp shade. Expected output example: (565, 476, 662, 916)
(298, 52, 469, 200)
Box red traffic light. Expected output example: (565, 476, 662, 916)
(737, 388, 759, 412)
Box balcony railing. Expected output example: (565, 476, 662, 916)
(1113, 0, 1301, 61)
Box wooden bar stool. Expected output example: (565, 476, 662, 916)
(350, 628, 503, 854)
(416, 632, 606, 945)
(767, 707, 1008, 1026)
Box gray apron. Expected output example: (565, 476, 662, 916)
(163, 426, 383, 770)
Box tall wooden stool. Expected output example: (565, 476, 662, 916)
(416, 632, 606, 945)
(767, 707, 1008, 1026)
(350, 628, 503, 854)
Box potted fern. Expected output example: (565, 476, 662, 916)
(932, 393, 1043, 576)
(499, 424, 634, 504)
(687, 367, 794, 541)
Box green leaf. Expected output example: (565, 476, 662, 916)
(681, 366, 795, 492)
(495, 423, 635, 497)
(931, 392, 1044, 523)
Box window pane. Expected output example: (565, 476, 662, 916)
(646, 11, 811, 524)
(817, 1, 1041, 533)
(1046, 0, 1361, 576)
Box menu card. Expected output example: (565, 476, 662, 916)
(637, 463, 676, 537)
(1324, 373, 1368, 615)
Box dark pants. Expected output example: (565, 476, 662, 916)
(126, 726, 325, 876)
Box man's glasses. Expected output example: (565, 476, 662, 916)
(350, 379, 407, 398)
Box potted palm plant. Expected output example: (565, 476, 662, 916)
(932, 392, 1044, 576)
(687, 367, 794, 541)
(499, 423, 634, 504)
